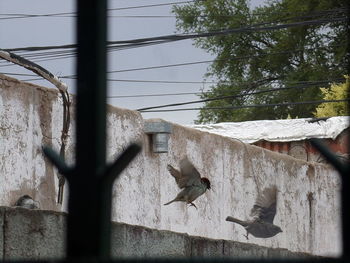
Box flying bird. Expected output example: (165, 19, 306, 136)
(164, 157, 211, 209)
(14, 195, 40, 209)
(226, 186, 282, 239)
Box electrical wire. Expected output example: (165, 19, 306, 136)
(106, 78, 343, 85)
(108, 79, 341, 98)
(108, 1, 196, 11)
(107, 91, 204, 98)
(1, 71, 343, 91)
(2, 68, 345, 113)
(1, 12, 345, 69)
(0, 1, 196, 20)
(2, 43, 342, 74)
(0, 72, 35, 77)
(139, 99, 350, 112)
(107, 45, 345, 74)
(105, 78, 219, 84)
(136, 80, 343, 111)
(0, 5, 345, 21)
(3, 12, 347, 53)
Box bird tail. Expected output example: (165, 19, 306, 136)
(226, 216, 248, 227)
(164, 199, 176, 206)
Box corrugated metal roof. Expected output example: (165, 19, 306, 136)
(189, 116, 349, 143)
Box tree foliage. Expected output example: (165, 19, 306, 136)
(313, 76, 349, 117)
(173, 0, 349, 123)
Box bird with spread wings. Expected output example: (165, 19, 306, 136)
(226, 186, 282, 239)
(164, 157, 211, 209)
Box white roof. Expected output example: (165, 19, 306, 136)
(189, 116, 349, 143)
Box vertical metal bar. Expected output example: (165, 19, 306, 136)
(68, 0, 108, 259)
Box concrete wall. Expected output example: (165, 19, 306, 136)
(0, 74, 342, 257)
(0, 75, 70, 211)
(0, 207, 314, 260)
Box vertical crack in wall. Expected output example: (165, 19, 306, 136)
(307, 163, 316, 254)
(307, 191, 315, 253)
(251, 148, 263, 195)
(37, 91, 56, 211)
(221, 136, 225, 230)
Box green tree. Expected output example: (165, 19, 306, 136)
(313, 76, 349, 117)
(173, 0, 349, 123)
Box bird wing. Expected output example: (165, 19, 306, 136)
(167, 157, 201, 189)
(250, 186, 277, 223)
(167, 164, 183, 187)
(178, 157, 202, 188)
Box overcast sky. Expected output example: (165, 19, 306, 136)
(1, 0, 263, 125)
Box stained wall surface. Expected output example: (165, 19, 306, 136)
(0, 74, 342, 257)
(0, 207, 315, 260)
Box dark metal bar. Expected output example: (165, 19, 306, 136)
(70, 0, 109, 259)
(43, 0, 142, 260)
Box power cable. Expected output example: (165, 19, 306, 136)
(1, 71, 342, 89)
(105, 78, 343, 85)
(106, 79, 343, 99)
(0, 1, 196, 20)
(4, 13, 347, 53)
(139, 99, 350, 112)
(0, 72, 36, 77)
(3, 43, 343, 69)
(0, 6, 345, 21)
(108, 91, 204, 98)
(108, 1, 195, 11)
(105, 78, 219, 84)
(1, 13, 345, 69)
(136, 80, 343, 111)
(107, 46, 345, 74)
(6, 44, 339, 74)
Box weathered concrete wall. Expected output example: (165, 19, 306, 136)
(0, 75, 70, 211)
(138, 123, 341, 257)
(0, 207, 313, 260)
(0, 74, 342, 257)
(1, 207, 66, 260)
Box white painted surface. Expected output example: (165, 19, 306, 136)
(0, 74, 342, 257)
(189, 117, 349, 143)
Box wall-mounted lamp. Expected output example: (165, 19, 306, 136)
(144, 121, 172, 153)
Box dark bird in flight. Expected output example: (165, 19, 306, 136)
(226, 186, 282, 239)
(164, 157, 211, 209)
